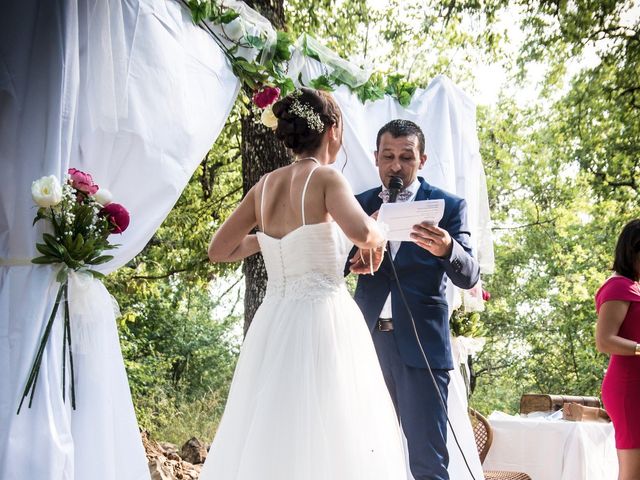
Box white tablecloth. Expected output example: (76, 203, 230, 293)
(483, 412, 618, 480)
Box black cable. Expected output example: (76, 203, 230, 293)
(386, 249, 477, 480)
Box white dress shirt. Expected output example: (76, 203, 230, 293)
(378, 178, 420, 319)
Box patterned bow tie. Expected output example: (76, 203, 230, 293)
(379, 188, 413, 203)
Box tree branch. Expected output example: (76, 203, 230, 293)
(492, 218, 557, 231)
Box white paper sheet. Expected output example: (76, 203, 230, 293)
(378, 199, 445, 241)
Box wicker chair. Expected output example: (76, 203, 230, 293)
(469, 408, 532, 480)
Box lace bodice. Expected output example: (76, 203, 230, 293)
(257, 222, 352, 301)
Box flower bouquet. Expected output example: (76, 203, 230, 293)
(18, 168, 130, 413)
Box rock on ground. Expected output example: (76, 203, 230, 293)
(142, 431, 206, 480)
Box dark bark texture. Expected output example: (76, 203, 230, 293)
(240, 0, 290, 333)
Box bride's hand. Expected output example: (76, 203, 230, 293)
(349, 244, 385, 275)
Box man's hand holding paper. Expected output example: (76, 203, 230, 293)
(376, 199, 453, 257)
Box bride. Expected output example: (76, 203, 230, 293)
(200, 87, 407, 479)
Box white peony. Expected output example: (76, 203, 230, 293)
(31, 175, 63, 208)
(261, 105, 278, 129)
(93, 187, 112, 206)
(223, 17, 245, 42)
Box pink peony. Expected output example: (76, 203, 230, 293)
(482, 289, 491, 302)
(99, 203, 130, 234)
(68, 168, 99, 195)
(252, 86, 280, 108)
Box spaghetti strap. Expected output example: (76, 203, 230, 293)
(300, 166, 319, 226)
(260, 173, 270, 232)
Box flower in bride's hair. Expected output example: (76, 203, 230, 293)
(260, 105, 278, 129)
(482, 289, 491, 302)
(289, 98, 324, 132)
(252, 86, 280, 109)
(31, 175, 63, 208)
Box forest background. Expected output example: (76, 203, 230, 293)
(103, 0, 640, 444)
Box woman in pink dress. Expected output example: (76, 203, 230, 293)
(595, 219, 640, 480)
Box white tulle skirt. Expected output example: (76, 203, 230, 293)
(199, 285, 407, 480)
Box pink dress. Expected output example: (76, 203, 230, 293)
(595, 275, 640, 449)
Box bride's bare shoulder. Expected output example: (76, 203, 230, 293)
(312, 166, 350, 189)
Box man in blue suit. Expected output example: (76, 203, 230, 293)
(349, 120, 480, 480)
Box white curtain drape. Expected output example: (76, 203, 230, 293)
(0, 1, 239, 479)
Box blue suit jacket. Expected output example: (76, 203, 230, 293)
(352, 177, 480, 370)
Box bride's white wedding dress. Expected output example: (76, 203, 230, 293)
(200, 166, 407, 480)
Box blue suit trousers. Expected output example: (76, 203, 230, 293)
(372, 329, 450, 480)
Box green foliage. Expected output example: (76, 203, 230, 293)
(117, 281, 240, 437)
(444, 0, 640, 415)
(105, 105, 246, 439)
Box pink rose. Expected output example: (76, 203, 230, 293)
(252, 86, 280, 109)
(482, 289, 491, 302)
(99, 203, 130, 234)
(68, 168, 99, 195)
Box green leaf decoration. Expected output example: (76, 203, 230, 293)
(86, 269, 106, 280)
(56, 266, 69, 284)
(310, 75, 335, 92)
(274, 77, 296, 97)
(42, 233, 65, 256)
(32, 208, 47, 226)
(218, 9, 240, 25)
(70, 233, 85, 256)
(187, 0, 213, 24)
(31, 256, 62, 265)
(35, 243, 62, 259)
(245, 35, 266, 50)
(354, 73, 387, 104)
(274, 31, 293, 62)
(385, 74, 417, 107)
(77, 238, 96, 261)
(88, 255, 114, 265)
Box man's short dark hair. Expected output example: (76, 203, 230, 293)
(376, 119, 426, 155)
(613, 219, 640, 281)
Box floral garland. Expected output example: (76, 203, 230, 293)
(18, 169, 130, 413)
(184, 0, 420, 121)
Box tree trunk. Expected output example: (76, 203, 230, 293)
(241, 119, 291, 333)
(241, 0, 290, 334)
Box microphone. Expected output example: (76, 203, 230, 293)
(387, 176, 403, 203)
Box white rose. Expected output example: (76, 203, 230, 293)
(31, 175, 63, 208)
(223, 17, 245, 42)
(93, 187, 112, 206)
(261, 105, 278, 129)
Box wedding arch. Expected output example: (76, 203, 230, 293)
(0, 1, 492, 479)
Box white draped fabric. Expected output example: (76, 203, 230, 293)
(0, 1, 239, 479)
(292, 55, 490, 480)
(484, 412, 618, 479)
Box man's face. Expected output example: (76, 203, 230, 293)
(375, 132, 427, 188)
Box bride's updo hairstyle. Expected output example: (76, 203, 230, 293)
(271, 87, 341, 155)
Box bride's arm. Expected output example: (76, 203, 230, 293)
(208, 186, 261, 263)
(323, 168, 385, 250)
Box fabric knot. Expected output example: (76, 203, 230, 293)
(379, 188, 413, 203)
